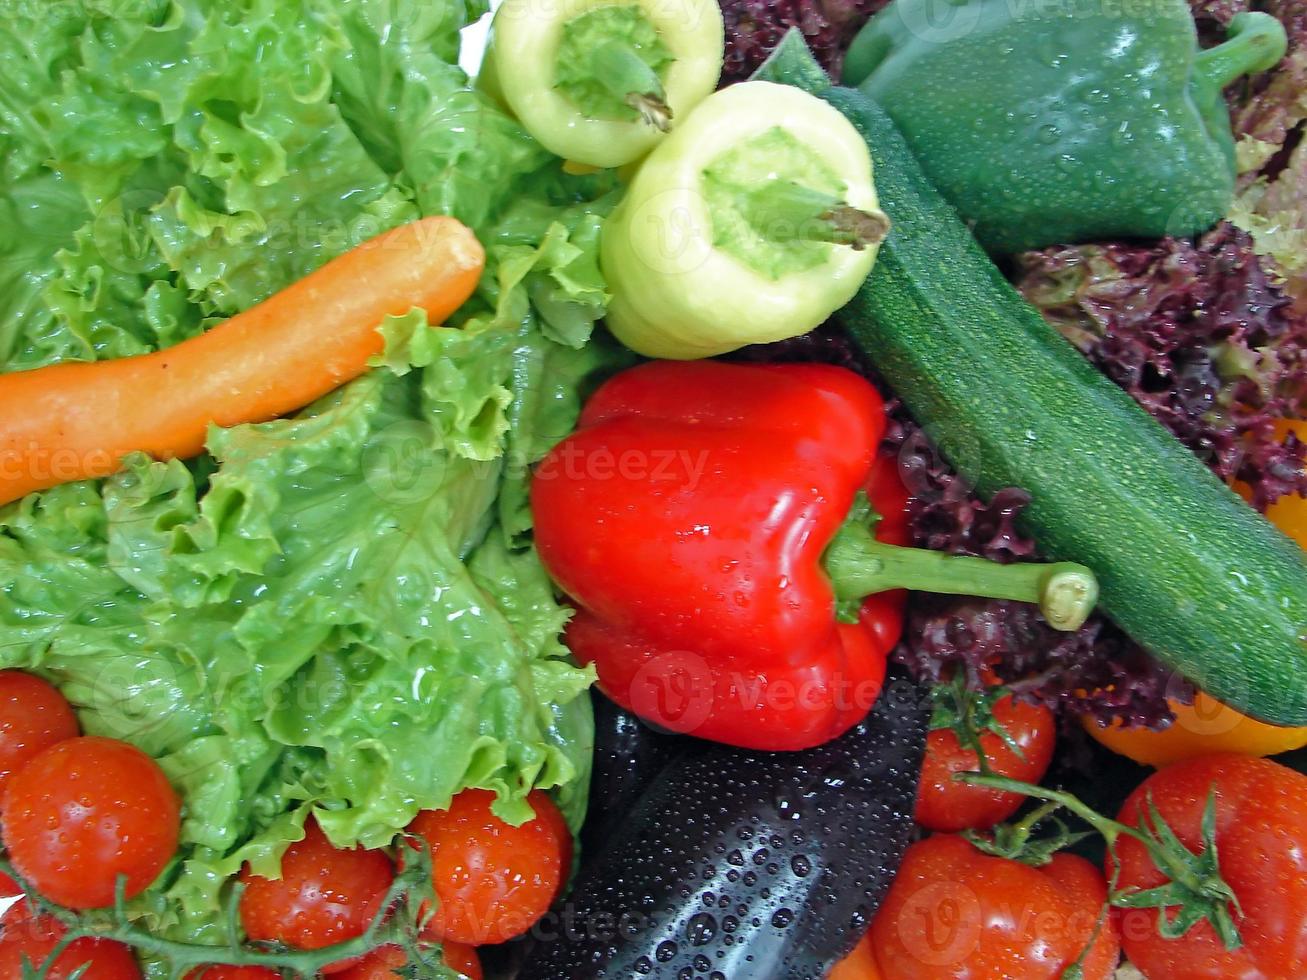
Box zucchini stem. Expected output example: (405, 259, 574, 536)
(824, 494, 1098, 631)
(739, 180, 890, 250)
(590, 40, 672, 131)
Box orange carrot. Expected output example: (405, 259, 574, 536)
(0, 216, 484, 506)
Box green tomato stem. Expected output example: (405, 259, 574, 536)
(959, 773, 1132, 844)
(589, 40, 672, 131)
(738, 180, 891, 250)
(1, 842, 445, 978)
(959, 773, 1246, 951)
(1009, 798, 1064, 837)
(963, 797, 1093, 866)
(1195, 12, 1287, 90)
(824, 498, 1098, 631)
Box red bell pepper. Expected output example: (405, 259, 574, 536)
(531, 361, 1097, 750)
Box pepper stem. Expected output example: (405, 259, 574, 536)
(1195, 12, 1287, 90)
(590, 40, 672, 131)
(823, 494, 1098, 631)
(739, 180, 891, 250)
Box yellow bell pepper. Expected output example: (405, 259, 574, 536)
(485, 0, 723, 169)
(1086, 692, 1307, 767)
(600, 81, 888, 359)
(1263, 421, 1307, 549)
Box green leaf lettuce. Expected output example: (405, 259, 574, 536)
(0, 0, 621, 956)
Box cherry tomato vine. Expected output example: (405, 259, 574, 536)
(961, 773, 1244, 951)
(0, 837, 454, 980)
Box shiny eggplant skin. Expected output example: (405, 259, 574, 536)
(518, 672, 928, 979)
(580, 692, 684, 864)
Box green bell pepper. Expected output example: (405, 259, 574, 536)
(842, 0, 1287, 253)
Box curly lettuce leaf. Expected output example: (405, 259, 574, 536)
(330, 0, 540, 230)
(0, 0, 615, 955)
(1, 304, 609, 946)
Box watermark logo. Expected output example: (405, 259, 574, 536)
(533, 443, 711, 491)
(896, 880, 984, 966)
(628, 650, 715, 734)
(90, 189, 166, 275)
(894, 0, 985, 46)
(624, 188, 714, 277)
(362, 421, 447, 506)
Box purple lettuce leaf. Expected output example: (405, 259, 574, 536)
(1014, 223, 1307, 511)
(718, 0, 890, 82)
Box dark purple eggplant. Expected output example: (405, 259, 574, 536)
(580, 692, 685, 863)
(518, 672, 929, 980)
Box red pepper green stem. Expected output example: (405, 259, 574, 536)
(1195, 13, 1288, 90)
(739, 180, 891, 250)
(823, 499, 1098, 631)
(590, 40, 672, 131)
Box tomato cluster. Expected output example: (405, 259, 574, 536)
(824, 461, 1307, 979)
(831, 708, 1307, 979)
(0, 671, 169, 976)
(0, 669, 568, 978)
(233, 787, 568, 975)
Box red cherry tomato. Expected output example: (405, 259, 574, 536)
(871, 835, 1121, 979)
(0, 670, 78, 802)
(184, 968, 281, 979)
(3, 736, 179, 908)
(0, 905, 140, 979)
(239, 819, 393, 973)
(915, 690, 1056, 832)
(333, 945, 407, 980)
(528, 790, 574, 876)
(409, 789, 568, 945)
(335, 942, 482, 980)
(1112, 754, 1307, 979)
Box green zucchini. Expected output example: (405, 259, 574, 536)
(755, 32, 1307, 726)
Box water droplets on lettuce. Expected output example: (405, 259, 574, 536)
(0, 0, 618, 953)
